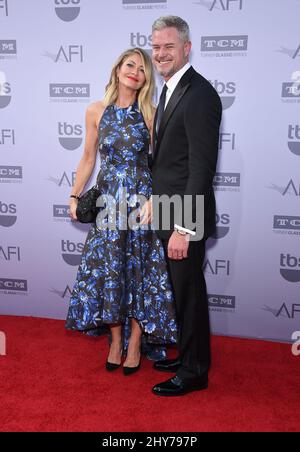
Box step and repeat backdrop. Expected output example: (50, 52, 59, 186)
(1, 0, 299, 342)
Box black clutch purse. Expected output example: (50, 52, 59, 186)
(76, 185, 101, 223)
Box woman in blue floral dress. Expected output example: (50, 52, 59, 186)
(67, 48, 177, 374)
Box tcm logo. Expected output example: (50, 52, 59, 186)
(49, 84, 90, 99)
(291, 331, 300, 357)
(282, 71, 300, 99)
(0, 0, 9, 16)
(288, 125, 300, 156)
(54, 0, 81, 22)
(0, 201, 17, 227)
(210, 80, 236, 110)
(212, 213, 230, 239)
(280, 254, 300, 283)
(0, 278, 28, 293)
(208, 294, 235, 309)
(268, 180, 300, 197)
(203, 259, 230, 276)
(0, 129, 15, 146)
(47, 171, 76, 187)
(219, 132, 236, 150)
(61, 240, 84, 266)
(0, 40, 17, 57)
(273, 216, 300, 233)
(197, 0, 243, 10)
(44, 45, 84, 63)
(0, 71, 12, 108)
(276, 44, 300, 59)
(0, 331, 6, 356)
(213, 172, 240, 187)
(0, 245, 21, 262)
(201, 35, 248, 51)
(58, 123, 83, 150)
(53, 205, 70, 219)
(0, 166, 23, 182)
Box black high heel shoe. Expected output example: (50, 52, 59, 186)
(123, 357, 141, 376)
(106, 361, 121, 372)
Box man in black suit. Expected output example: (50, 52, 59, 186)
(149, 16, 222, 396)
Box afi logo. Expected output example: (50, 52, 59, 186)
(48, 171, 77, 187)
(275, 303, 300, 319)
(282, 180, 300, 196)
(0, 129, 15, 145)
(203, 259, 230, 276)
(219, 132, 236, 150)
(209, 0, 243, 10)
(292, 44, 300, 59)
(0, 246, 21, 261)
(56, 45, 83, 63)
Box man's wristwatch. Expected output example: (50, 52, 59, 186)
(174, 227, 187, 236)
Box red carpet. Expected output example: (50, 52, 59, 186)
(0, 315, 299, 432)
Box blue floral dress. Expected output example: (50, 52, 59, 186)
(65, 101, 177, 349)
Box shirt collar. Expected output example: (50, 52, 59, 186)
(165, 62, 191, 94)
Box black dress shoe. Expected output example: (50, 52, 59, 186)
(123, 358, 141, 376)
(152, 375, 208, 397)
(153, 358, 181, 373)
(105, 361, 121, 371)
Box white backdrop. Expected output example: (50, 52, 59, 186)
(1, 0, 300, 343)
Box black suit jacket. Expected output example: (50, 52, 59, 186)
(150, 66, 222, 241)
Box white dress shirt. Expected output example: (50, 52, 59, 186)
(163, 62, 191, 109)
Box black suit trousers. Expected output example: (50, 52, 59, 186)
(162, 238, 211, 379)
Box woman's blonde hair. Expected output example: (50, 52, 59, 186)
(103, 48, 155, 124)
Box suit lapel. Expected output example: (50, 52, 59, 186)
(153, 66, 195, 162)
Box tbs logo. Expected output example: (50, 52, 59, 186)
(58, 123, 83, 150)
(280, 254, 300, 282)
(212, 213, 230, 239)
(61, 239, 83, 266)
(0, 201, 17, 227)
(288, 125, 300, 156)
(0, 71, 12, 108)
(54, 0, 81, 22)
(210, 80, 236, 110)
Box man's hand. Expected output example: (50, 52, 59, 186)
(139, 198, 153, 225)
(168, 231, 190, 260)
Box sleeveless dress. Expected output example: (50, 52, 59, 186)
(65, 101, 177, 348)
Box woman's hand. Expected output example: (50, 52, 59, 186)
(69, 198, 78, 221)
(139, 198, 153, 225)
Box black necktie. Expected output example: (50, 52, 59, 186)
(155, 84, 168, 135)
